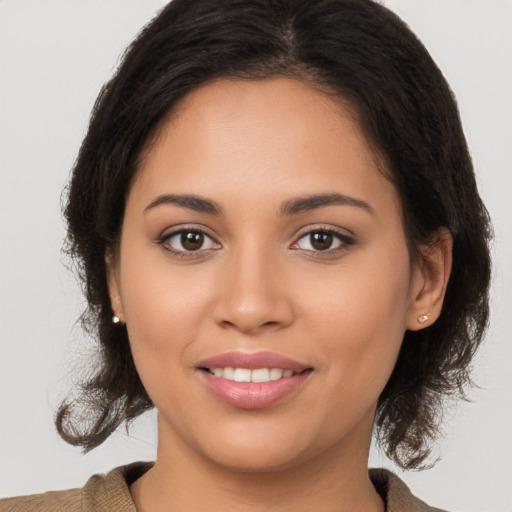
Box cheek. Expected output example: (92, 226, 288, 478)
(119, 259, 217, 420)
(299, 245, 411, 394)
(118, 241, 214, 370)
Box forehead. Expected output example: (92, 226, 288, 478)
(131, 77, 400, 218)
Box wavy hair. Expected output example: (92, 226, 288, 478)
(57, 0, 492, 470)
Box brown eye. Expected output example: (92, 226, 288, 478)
(310, 232, 333, 251)
(294, 229, 352, 253)
(181, 231, 204, 251)
(162, 229, 219, 253)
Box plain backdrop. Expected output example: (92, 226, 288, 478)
(1, 1, 511, 510)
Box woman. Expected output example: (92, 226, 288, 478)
(0, 0, 494, 510)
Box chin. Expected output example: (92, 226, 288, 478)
(194, 422, 319, 474)
(204, 444, 306, 474)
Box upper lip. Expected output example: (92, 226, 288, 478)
(197, 351, 312, 372)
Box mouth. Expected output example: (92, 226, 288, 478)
(200, 367, 309, 382)
(196, 351, 313, 409)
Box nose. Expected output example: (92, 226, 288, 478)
(212, 248, 294, 335)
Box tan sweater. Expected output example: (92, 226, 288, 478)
(0, 462, 446, 511)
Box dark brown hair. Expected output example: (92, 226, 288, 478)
(57, 0, 492, 470)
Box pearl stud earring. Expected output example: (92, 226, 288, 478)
(112, 315, 121, 324)
(417, 313, 431, 324)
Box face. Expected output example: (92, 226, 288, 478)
(109, 78, 426, 472)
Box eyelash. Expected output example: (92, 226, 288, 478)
(157, 226, 355, 258)
(157, 227, 219, 258)
(291, 227, 355, 255)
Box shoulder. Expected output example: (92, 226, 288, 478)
(370, 468, 448, 512)
(0, 488, 82, 512)
(0, 461, 153, 512)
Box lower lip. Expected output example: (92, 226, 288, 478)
(199, 370, 312, 409)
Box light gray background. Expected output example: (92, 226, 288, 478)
(1, 1, 511, 510)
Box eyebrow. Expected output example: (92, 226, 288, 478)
(144, 194, 223, 215)
(144, 192, 374, 217)
(280, 193, 374, 216)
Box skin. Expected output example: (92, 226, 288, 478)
(108, 78, 452, 512)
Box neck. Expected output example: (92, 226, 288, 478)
(131, 414, 384, 512)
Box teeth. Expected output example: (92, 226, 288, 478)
(223, 367, 235, 380)
(209, 367, 296, 383)
(233, 368, 251, 382)
(269, 368, 283, 381)
(251, 368, 270, 383)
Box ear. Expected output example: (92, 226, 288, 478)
(406, 227, 453, 331)
(106, 250, 125, 323)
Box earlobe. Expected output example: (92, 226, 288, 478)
(406, 227, 453, 331)
(106, 251, 125, 324)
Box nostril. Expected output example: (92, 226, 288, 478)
(219, 320, 236, 329)
(218, 319, 281, 332)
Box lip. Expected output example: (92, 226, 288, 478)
(197, 351, 310, 372)
(196, 351, 313, 409)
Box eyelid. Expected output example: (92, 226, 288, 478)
(157, 223, 218, 240)
(155, 223, 354, 257)
(157, 225, 221, 255)
(290, 225, 355, 252)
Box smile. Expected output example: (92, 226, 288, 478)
(197, 352, 313, 409)
(205, 367, 296, 382)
